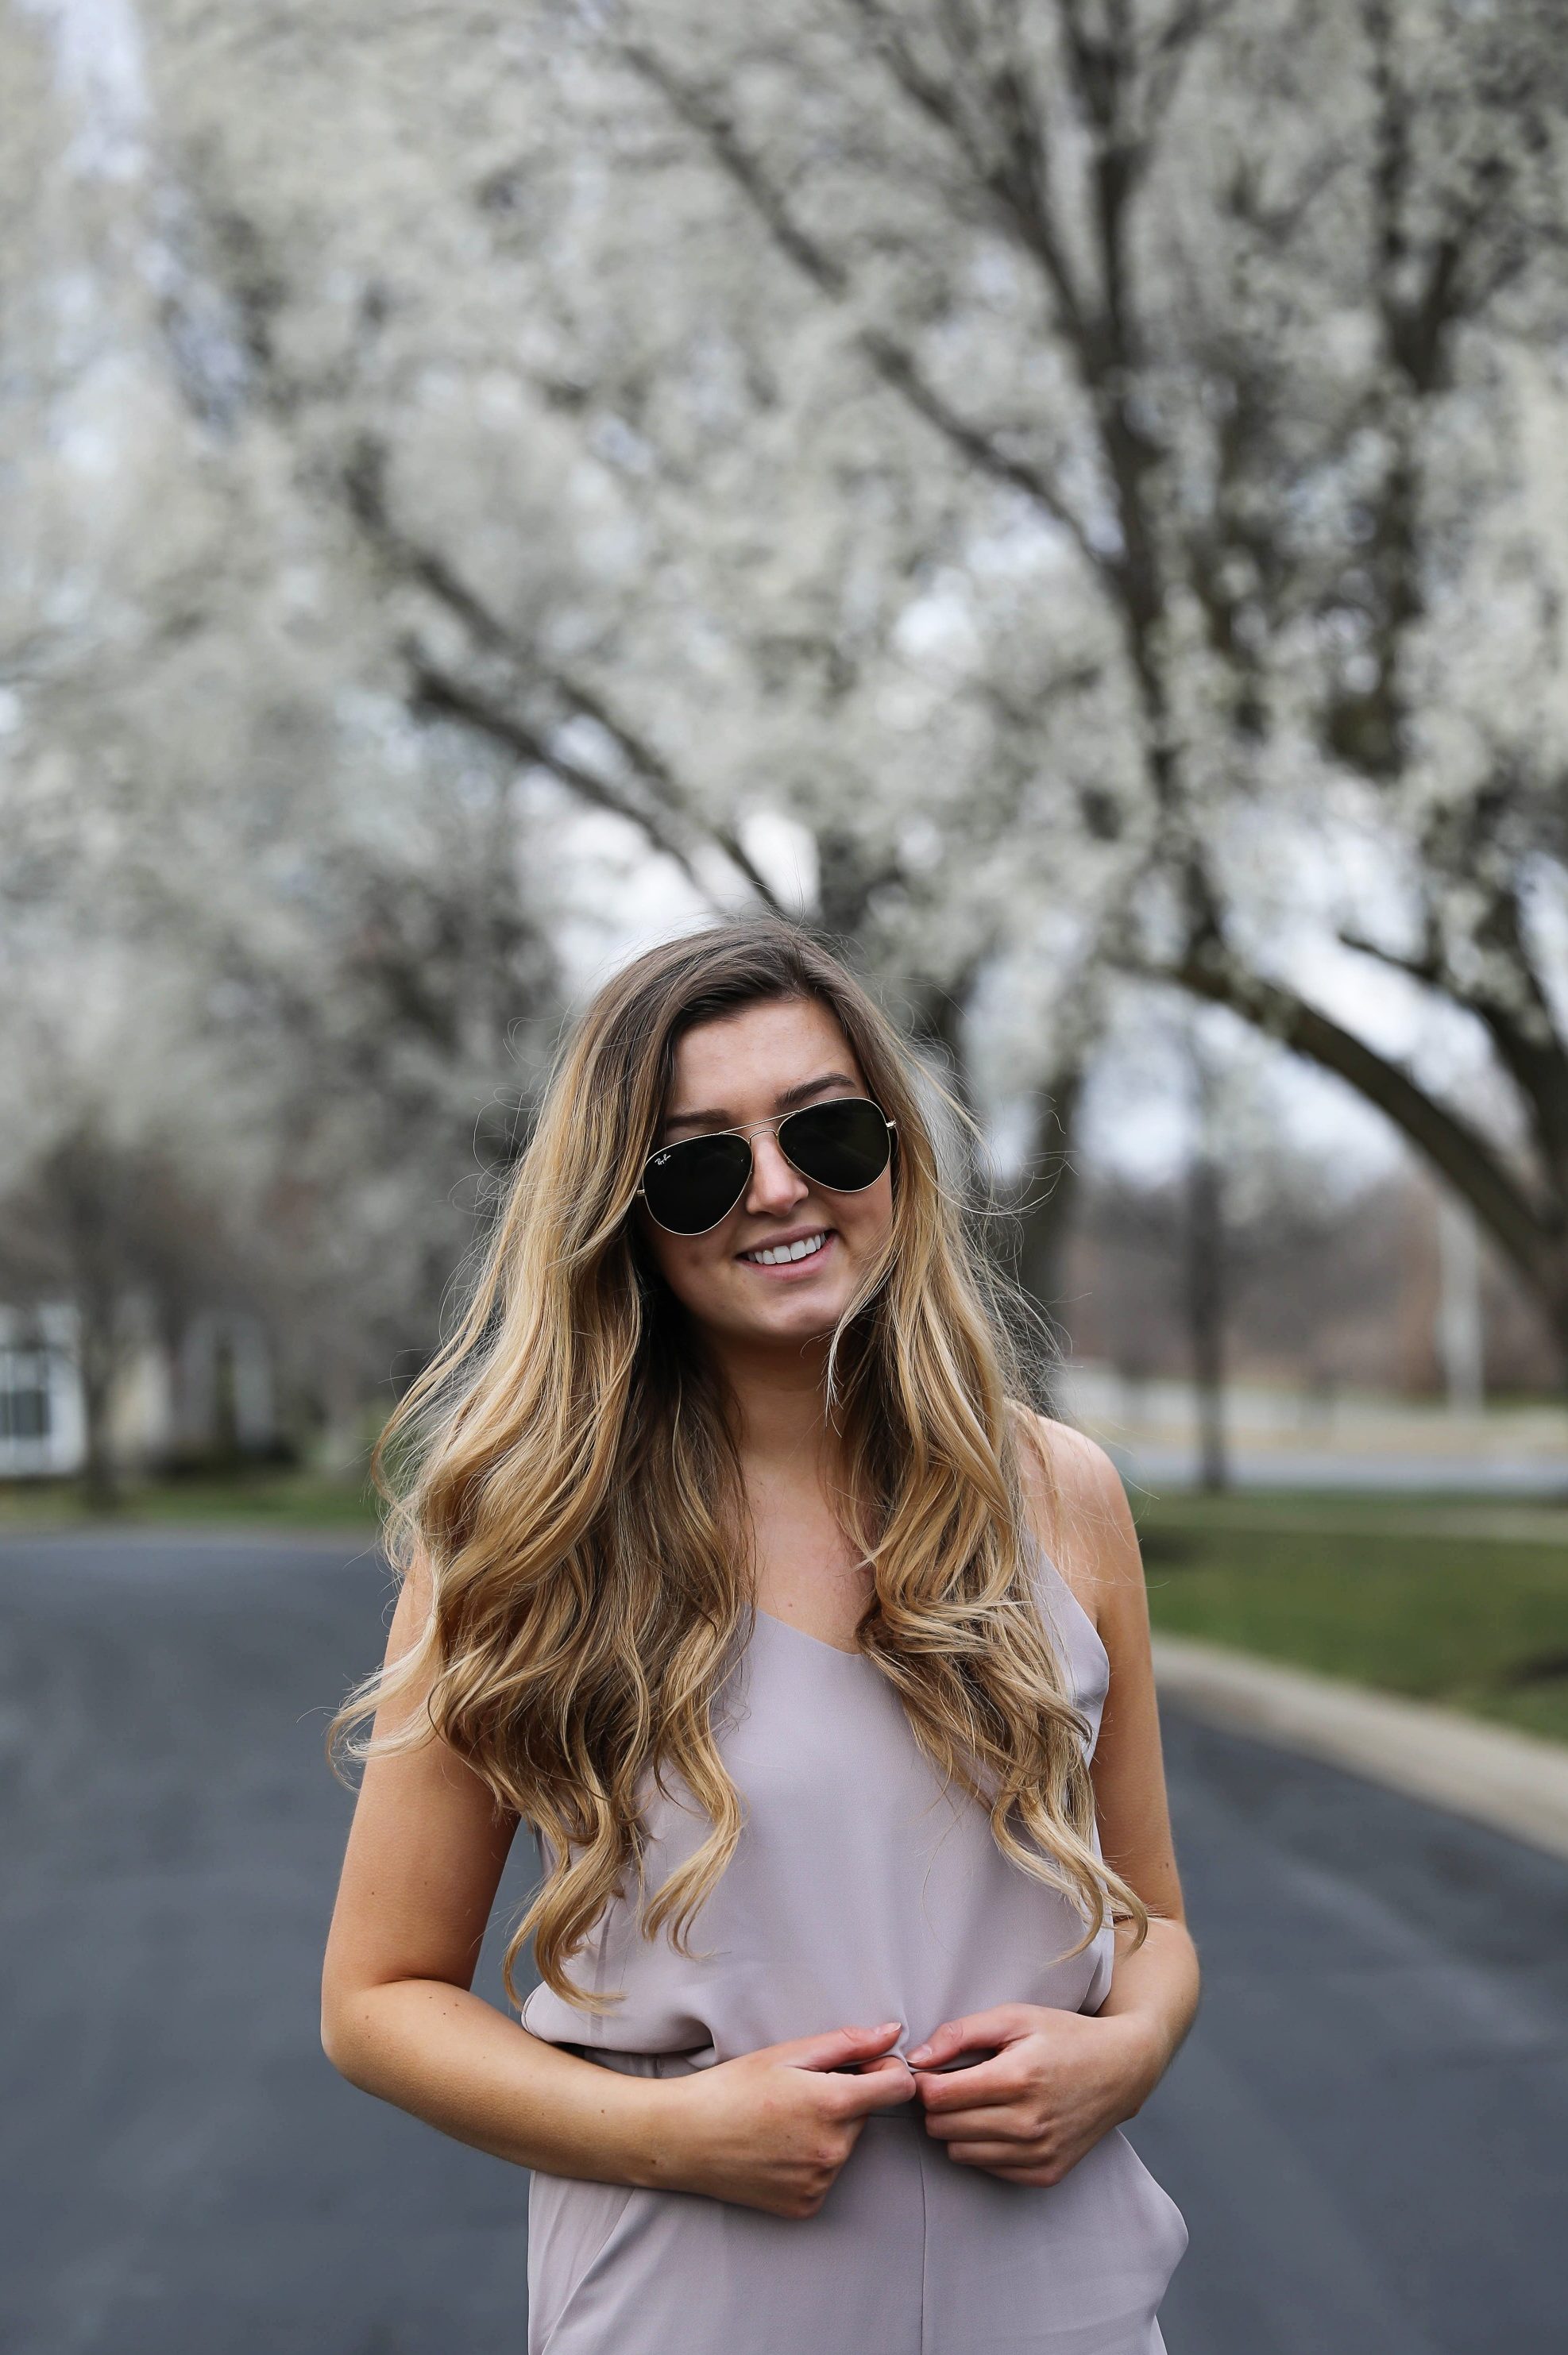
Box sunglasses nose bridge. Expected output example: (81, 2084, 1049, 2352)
(744, 1122, 810, 1207)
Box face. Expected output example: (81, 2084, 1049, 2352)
(637, 996, 895, 1353)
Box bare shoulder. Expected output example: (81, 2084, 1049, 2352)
(1014, 1403, 1134, 1554)
(1012, 1406, 1147, 1642)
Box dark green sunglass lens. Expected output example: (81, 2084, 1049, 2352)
(643, 1131, 753, 1233)
(780, 1099, 890, 1191)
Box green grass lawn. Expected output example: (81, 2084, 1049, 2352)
(0, 1468, 384, 1537)
(1133, 1489, 1568, 1746)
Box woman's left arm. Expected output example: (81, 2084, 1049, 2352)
(908, 1419, 1202, 2185)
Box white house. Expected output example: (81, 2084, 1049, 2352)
(0, 1301, 276, 1480)
(0, 1305, 85, 1478)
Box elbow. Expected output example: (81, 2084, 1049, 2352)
(319, 2006, 358, 2084)
(320, 1985, 377, 2087)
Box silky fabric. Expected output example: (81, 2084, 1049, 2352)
(520, 1537, 1189, 2352)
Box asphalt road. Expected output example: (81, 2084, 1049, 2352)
(2, 1533, 1563, 2355)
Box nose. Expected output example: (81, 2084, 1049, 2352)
(745, 1129, 809, 1218)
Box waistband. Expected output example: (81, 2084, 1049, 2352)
(560, 2042, 714, 2079)
(558, 2040, 933, 2124)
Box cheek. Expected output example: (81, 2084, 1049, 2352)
(840, 1174, 895, 1246)
(639, 1218, 726, 1305)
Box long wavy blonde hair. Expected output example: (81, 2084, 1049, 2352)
(328, 917, 1149, 2013)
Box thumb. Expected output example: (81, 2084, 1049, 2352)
(906, 2006, 1024, 2070)
(825, 2052, 921, 2118)
(774, 2020, 906, 2075)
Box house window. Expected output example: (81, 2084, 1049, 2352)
(0, 1351, 53, 1442)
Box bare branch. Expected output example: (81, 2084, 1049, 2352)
(623, 41, 1107, 581)
(407, 658, 721, 901)
(844, 0, 1087, 333)
(1143, 945, 1557, 1291)
(342, 435, 785, 911)
(1335, 926, 1442, 988)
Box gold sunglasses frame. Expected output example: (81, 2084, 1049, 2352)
(634, 1098, 898, 1237)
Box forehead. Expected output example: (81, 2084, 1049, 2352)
(665, 995, 863, 1107)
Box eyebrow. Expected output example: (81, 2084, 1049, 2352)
(660, 1071, 861, 1138)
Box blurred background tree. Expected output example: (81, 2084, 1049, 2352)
(3, 0, 1566, 1493)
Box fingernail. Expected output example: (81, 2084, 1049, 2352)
(906, 2044, 933, 2064)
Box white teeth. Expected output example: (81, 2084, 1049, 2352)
(744, 1231, 828, 1267)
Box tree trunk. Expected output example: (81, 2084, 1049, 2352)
(1185, 1145, 1229, 1493)
(1014, 1064, 1085, 1353)
(75, 1285, 122, 1514)
(1436, 1195, 1485, 1415)
(1184, 1037, 1230, 1492)
(1547, 1257, 1568, 1407)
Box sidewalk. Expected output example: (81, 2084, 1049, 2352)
(1060, 1361, 1568, 1496)
(1153, 1633, 1568, 1863)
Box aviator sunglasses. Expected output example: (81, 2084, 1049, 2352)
(636, 1096, 897, 1237)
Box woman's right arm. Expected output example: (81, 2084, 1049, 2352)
(319, 1550, 913, 2211)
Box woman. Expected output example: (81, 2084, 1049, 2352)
(322, 917, 1199, 2355)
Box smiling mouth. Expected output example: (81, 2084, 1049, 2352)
(739, 1230, 832, 1268)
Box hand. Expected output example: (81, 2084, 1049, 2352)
(657, 2021, 917, 2218)
(907, 2004, 1162, 2187)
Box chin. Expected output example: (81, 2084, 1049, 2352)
(759, 1294, 851, 1338)
(718, 1283, 843, 1333)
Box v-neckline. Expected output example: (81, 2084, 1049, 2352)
(752, 1606, 867, 1660)
(753, 1553, 1106, 1683)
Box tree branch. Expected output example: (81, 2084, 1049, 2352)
(344, 437, 784, 911)
(846, 0, 1087, 335)
(1142, 946, 1557, 1290)
(1342, 824, 1568, 1189)
(409, 659, 720, 901)
(622, 41, 1107, 581)
(1448, 880, 1568, 1185)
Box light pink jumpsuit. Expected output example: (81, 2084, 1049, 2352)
(519, 1538, 1189, 2353)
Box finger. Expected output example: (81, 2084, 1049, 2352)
(821, 2056, 920, 2118)
(911, 2053, 1018, 2111)
(828, 2050, 914, 2079)
(922, 2101, 1031, 2142)
(906, 2006, 1029, 2069)
(777, 2021, 904, 2074)
(944, 2140, 1052, 2173)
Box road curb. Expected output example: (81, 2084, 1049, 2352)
(1152, 1633, 1568, 1864)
